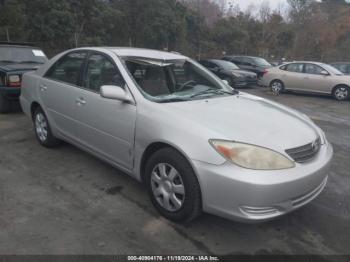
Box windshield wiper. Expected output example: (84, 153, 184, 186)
(19, 61, 44, 64)
(190, 88, 238, 99)
(158, 98, 187, 103)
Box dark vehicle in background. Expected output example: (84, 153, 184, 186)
(0, 43, 48, 113)
(330, 62, 350, 75)
(222, 56, 272, 79)
(199, 59, 257, 88)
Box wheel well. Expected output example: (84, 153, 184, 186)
(270, 79, 283, 86)
(140, 142, 185, 183)
(332, 84, 349, 95)
(30, 102, 41, 120)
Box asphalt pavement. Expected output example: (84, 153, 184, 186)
(0, 87, 349, 255)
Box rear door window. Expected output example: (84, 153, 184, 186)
(45, 52, 87, 86)
(286, 63, 304, 73)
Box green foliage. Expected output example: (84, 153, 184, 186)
(0, 0, 349, 62)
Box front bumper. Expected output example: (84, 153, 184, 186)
(192, 142, 333, 222)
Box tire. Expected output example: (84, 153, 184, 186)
(270, 80, 284, 95)
(33, 107, 61, 148)
(0, 94, 11, 113)
(145, 148, 202, 222)
(332, 85, 350, 101)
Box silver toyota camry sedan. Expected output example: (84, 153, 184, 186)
(20, 47, 333, 223)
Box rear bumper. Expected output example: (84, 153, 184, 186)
(192, 141, 333, 223)
(0, 86, 21, 100)
(234, 79, 258, 88)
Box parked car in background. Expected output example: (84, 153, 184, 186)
(330, 62, 350, 75)
(21, 47, 333, 223)
(199, 59, 257, 88)
(222, 55, 272, 78)
(262, 61, 350, 101)
(0, 42, 48, 113)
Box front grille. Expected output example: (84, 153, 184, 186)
(285, 137, 321, 163)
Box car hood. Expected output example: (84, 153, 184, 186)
(0, 62, 42, 72)
(165, 93, 319, 153)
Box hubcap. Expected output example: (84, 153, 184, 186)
(335, 87, 348, 100)
(35, 113, 48, 142)
(151, 163, 185, 212)
(271, 82, 282, 94)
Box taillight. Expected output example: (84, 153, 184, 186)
(262, 69, 268, 76)
(7, 74, 21, 87)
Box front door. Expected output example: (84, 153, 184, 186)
(73, 52, 136, 170)
(302, 63, 331, 93)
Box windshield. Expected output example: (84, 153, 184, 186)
(323, 64, 343, 75)
(123, 57, 237, 103)
(213, 60, 239, 70)
(254, 58, 271, 67)
(0, 46, 47, 64)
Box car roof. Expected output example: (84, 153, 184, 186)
(95, 47, 187, 60)
(283, 61, 326, 66)
(224, 55, 261, 59)
(203, 59, 229, 63)
(330, 62, 350, 64)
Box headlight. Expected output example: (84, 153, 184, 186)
(209, 140, 295, 170)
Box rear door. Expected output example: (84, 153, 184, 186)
(280, 63, 305, 90)
(40, 51, 87, 140)
(73, 52, 137, 170)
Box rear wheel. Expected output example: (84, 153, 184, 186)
(333, 85, 349, 101)
(270, 80, 284, 95)
(145, 148, 202, 222)
(0, 94, 11, 113)
(33, 107, 61, 148)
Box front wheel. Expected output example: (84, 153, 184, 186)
(145, 148, 202, 222)
(270, 80, 284, 95)
(333, 85, 349, 101)
(33, 107, 61, 148)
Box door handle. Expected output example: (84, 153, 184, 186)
(40, 85, 47, 91)
(75, 97, 86, 106)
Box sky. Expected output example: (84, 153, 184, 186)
(232, 0, 288, 11)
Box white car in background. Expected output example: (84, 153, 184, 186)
(262, 61, 350, 101)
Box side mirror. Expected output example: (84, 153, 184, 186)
(320, 70, 329, 76)
(100, 85, 132, 103)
